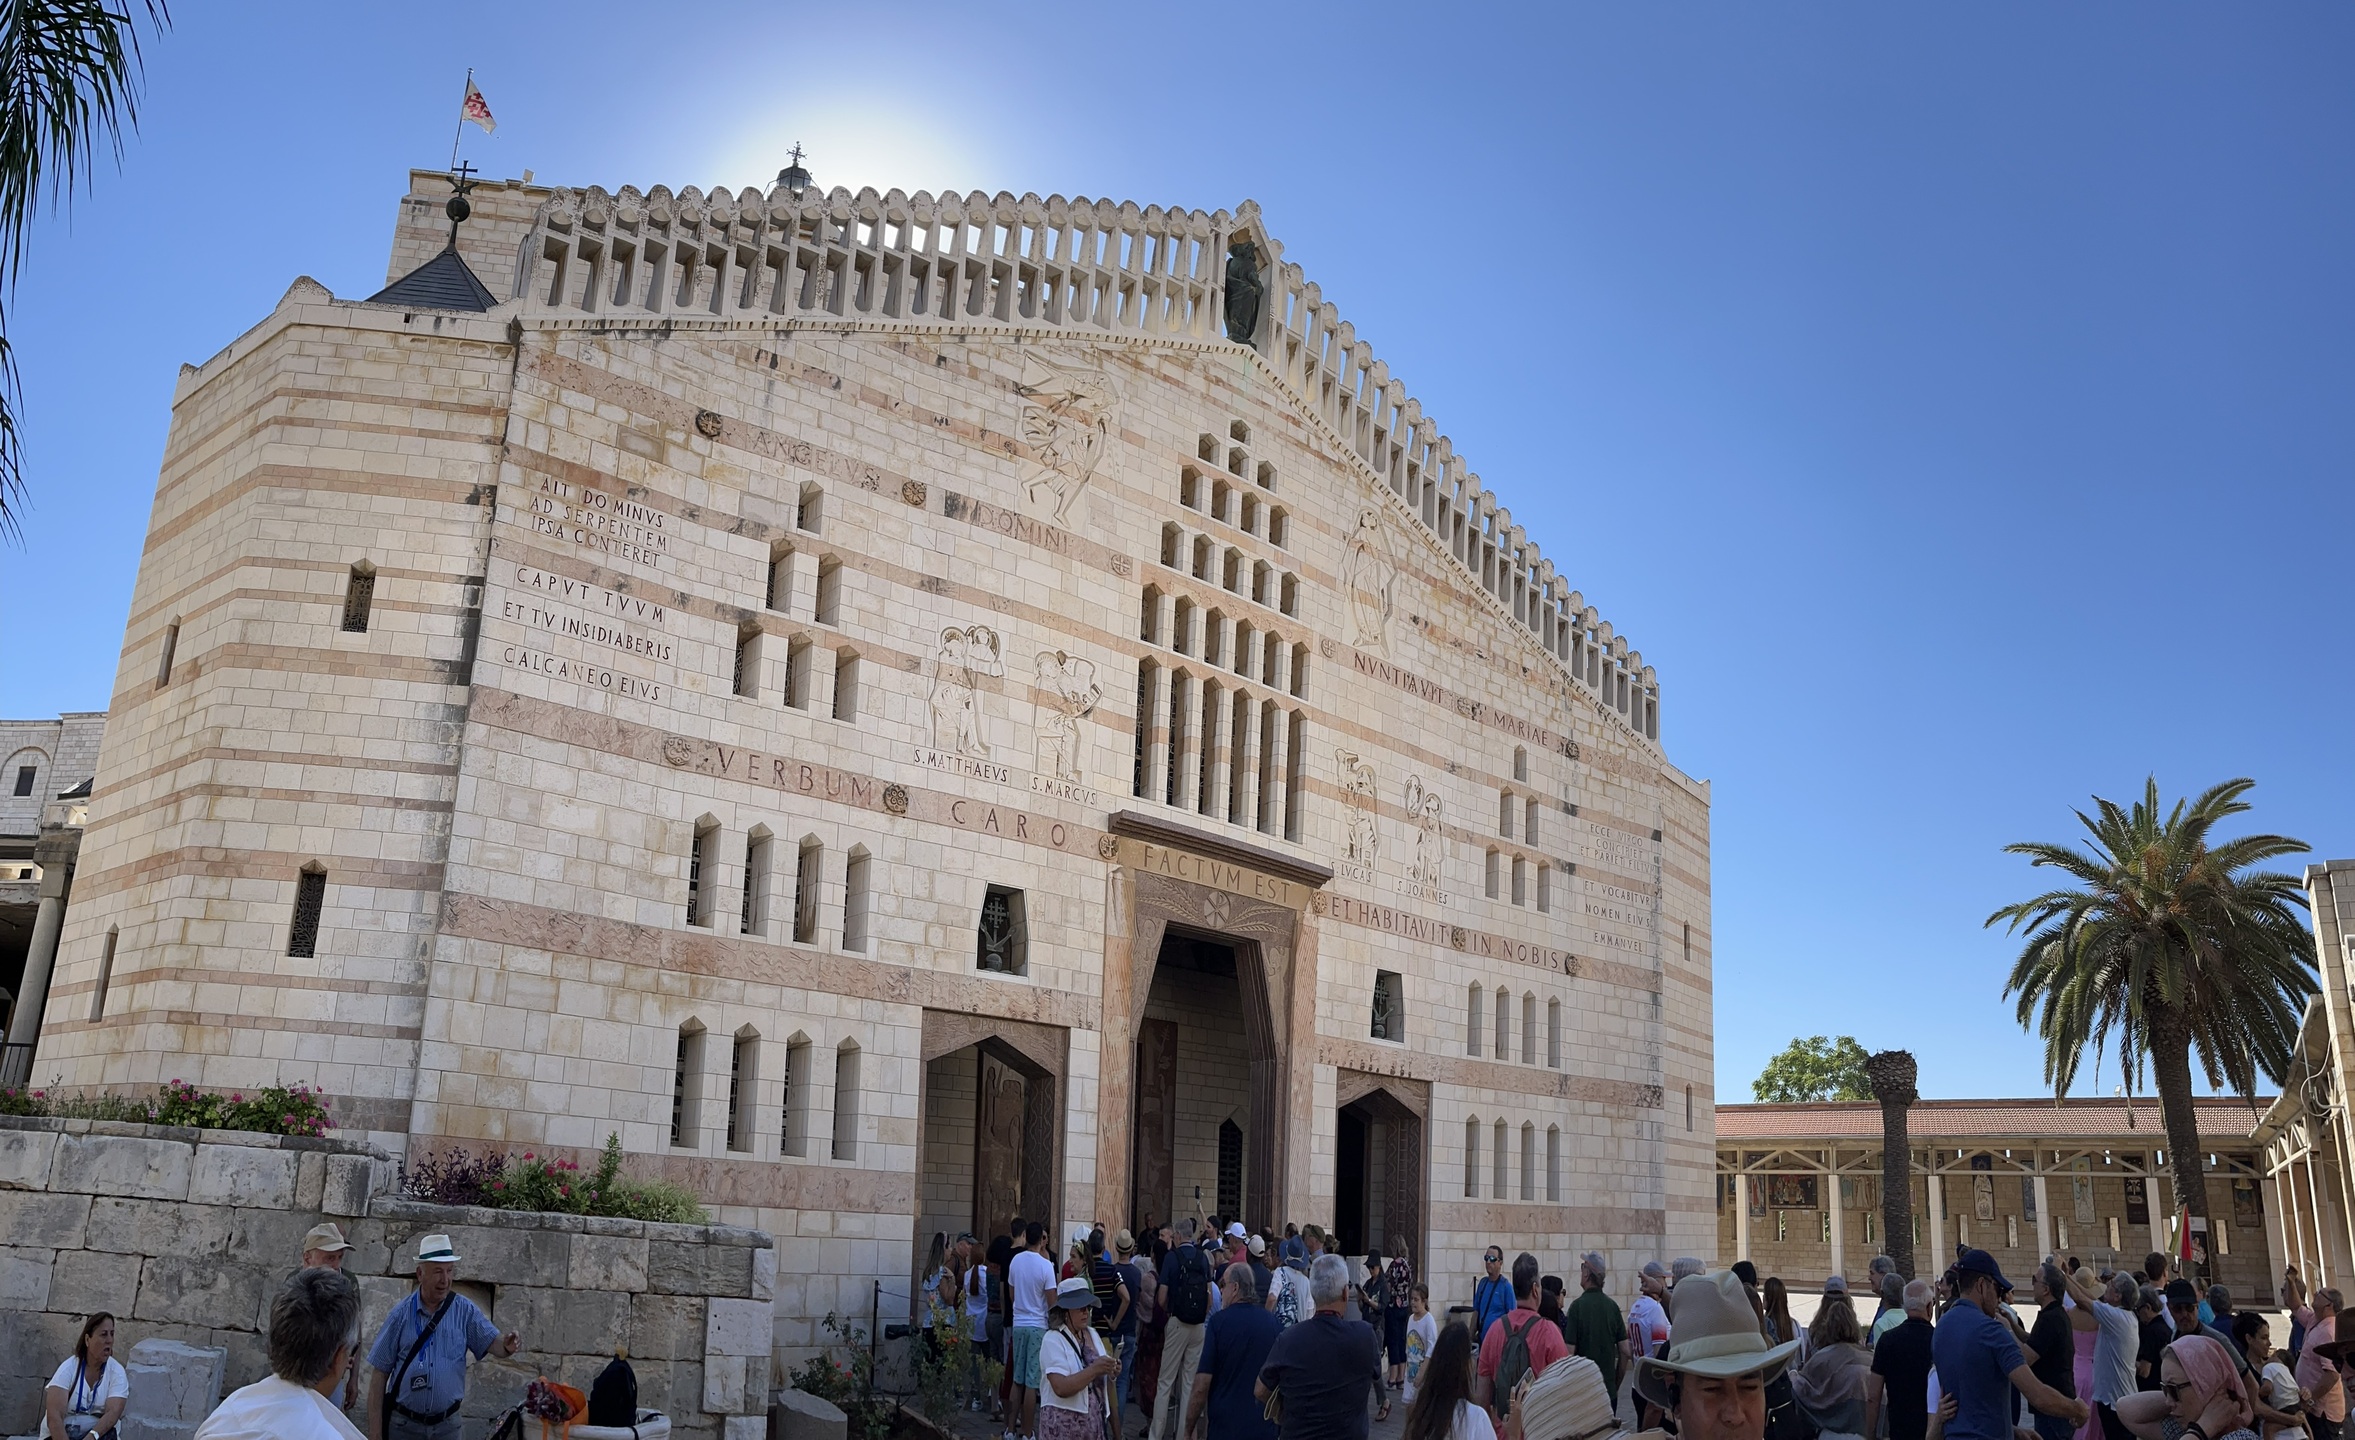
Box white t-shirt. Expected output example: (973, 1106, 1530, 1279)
(193, 1375, 368, 1440)
(2264, 1361, 2301, 1412)
(965, 1264, 992, 1326)
(1403, 1312, 1441, 1401)
(1446, 1399, 1500, 1440)
(1628, 1295, 1670, 1353)
(1041, 1325, 1105, 1412)
(44, 1357, 128, 1440)
(1010, 1248, 1057, 1328)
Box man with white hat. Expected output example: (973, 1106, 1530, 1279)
(1632, 1269, 1804, 1440)
(364, 1233, 521, 1440)
(298, 1224, 356, 1410)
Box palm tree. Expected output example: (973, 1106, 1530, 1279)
(1864, 1049, 1917, 1279)
(0, 0, 169, 538)
(1988, 777, 2312, 1255)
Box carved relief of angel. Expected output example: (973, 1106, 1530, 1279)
(1014, 358, 1117, 527)
(1337, 749, 1380, 866)
(1339, 506, 1399, 652)
(1033, 650, 1102, 782)
(1403, 774, 1444, 889)
(929, 625, 1005, 758)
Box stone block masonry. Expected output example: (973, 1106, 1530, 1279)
(0, 1118, 773, 1440)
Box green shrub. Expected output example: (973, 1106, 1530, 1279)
(0, 1080, 330, 1137)
(402, 1132, 710, 1224)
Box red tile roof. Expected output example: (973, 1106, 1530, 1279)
(1716, 1096, 2273, 1144)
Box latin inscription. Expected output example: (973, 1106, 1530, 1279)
(942, 490, 1071, 555)
(913, 747, 1012, 785)
(1349, 650, 1576, 758)
(499, 645, 667, 702)
(1029, 773, 1100, 806)
(1325, 894, 1581, 976)
(1137, 844, 1298, 907)
(524, 476, 671, 570)
(509, 566, 671, 626)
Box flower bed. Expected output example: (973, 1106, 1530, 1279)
(0, 1078, 331, 1136)
(400, 1132, 707, 1223)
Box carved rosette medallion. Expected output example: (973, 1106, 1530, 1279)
(1096, 834, 1120, 860)
(694, 409, 724, 438)
(660, 735, 695, 768)
(902, 479, 928, 507)
(882, 784, 910, 815)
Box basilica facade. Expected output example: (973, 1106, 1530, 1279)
(29, 170, 1713, 1349)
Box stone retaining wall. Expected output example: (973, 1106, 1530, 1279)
(0, 1117, 773, 1440)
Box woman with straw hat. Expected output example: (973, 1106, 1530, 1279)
(1040, 1277, 1117, 1440)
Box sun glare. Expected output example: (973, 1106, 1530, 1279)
(701, 104, 989, 199)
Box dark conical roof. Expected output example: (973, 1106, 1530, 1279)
(367, 245, 497, 312)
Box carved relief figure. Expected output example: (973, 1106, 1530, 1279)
(1337, 749, 1379, 865)
(1033, 650, 1102, 782)
(1403, 775, 1444, 888)
(929, 625, 1005, 757)
(1339, 506, 1399, 652)
(1014, 356, 1117, 527)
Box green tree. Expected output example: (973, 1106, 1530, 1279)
(1753, 1035, 1871, 1102)
(1988, 776, 2312, 1250)
(0, 0, 169, 537)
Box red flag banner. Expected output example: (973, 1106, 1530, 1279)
(462, 79, 496, 135)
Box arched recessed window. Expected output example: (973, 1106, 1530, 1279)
(1140, 585, 1163, 644)
(815, 558, 843, 625)
(785, 636, 814, 710)
(780, 1033, 813, 1155)
(832, 650, 860, 721)
(1290, 645, 1309, 699)
(831, 1039, 860, 1161)
(1546, 1125, 1562, 1202)
(1520, 1123, 1537, 1201)
(797, 482, 823, 533)
(1525, 799, 1540, 847)
(1521, 993, 1537, 1064)
(977, 886, 1027, 974)
(1495, 989, 1513, 1061)
(767, 542, 795, 612)
(1278, 573, 1298, 617)
(89, 926, 119, 1021)
(1485, 850, 1501, 900)
(288, 865, 327, 958)
(341, 562, 376, 633)
(741, 829, 771, 936)
(1370, 970, 1403, 1042)
(733, 628, 762, 698)
(1513, 747, 1529, 784)
(793, 837, 822, 943)
(671, 1021, 707, 1147)
(1132, 660, 1157, 799)
(1511, 857, 1528, 908)
(1548, 998, 1563, 1069)
(1466, 984, 1484, 1057)
(1536, 864, 1552, 914)
(727, 1028, 760, 1152)
(687, 820, 720, 928)
(842, 847, 873, 952)
(1464, 1117, 1481, 1197)
(1498, 791, 1515, 838)
(1268, 506, 1288, 547)
(1161, 523, 1184, 569)
(1492, 1118, 1508, 1198)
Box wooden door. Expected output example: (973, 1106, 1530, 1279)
(1132, 1019, 1178, 1231)
(975, 1051, 1027, 1241)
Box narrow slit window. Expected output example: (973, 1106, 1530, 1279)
(842, 848, 872, 952)
(781, 1036, 812, 1154)
(1467, 984, 1484, 1057)
(1522, 993, 1537, 1063)
(687, 822, 719, 928)
(90, 926, 119, 1021)
(785, 637, 814, 709)
(1465, 1117, 1481, 1197)
(832, 651, 860, 721)
(671, 1023, 706, 1147)
(793, 838, 821, 943)
(733, 630, 760, 698)
(156, 621, 179, 687)
(1546, 1126, 1562, 1201)
(727, 1031, 758, 1152)
(341, 564, 376, 633)
(976, 885, 1027, 974)
(1370, 970, 1403, 1042)
(815, 558, 842, 625)
(768, 544, 795, 612)
(741, 832, 770, 936)
(1520, 1124, 1536, 1201)
(1548, 998, 1562, 1068)
(287, 868, 327, 958)
(797, 483, 823, 533)
(831, 1040, 861, 1160)
(1492, 1119, 1508, 1199)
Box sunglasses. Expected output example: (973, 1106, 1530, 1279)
(2162, 1382, 2192, 1401)
(1486, 1254, 1503, 1263)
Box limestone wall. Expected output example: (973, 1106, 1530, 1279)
(0, 1117, 773, 1440)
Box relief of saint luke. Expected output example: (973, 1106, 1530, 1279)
(1403, 774, 1444, 888)
(1338, 505, 1399, 652)
(1337, 749, 1379, 865)
(1033, 650, 1102, 782)
(929, 625, 1005, 758)
(1013, 356, 1117, 527)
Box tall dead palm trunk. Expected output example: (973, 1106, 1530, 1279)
(1865, 1049, 1918, 1279)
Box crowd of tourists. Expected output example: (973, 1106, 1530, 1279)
(914, 1220, 2352, 1440)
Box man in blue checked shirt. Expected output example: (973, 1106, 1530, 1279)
(366, 1234, 523, 1440)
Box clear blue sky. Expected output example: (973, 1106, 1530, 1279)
(3, 4, 2349, 1102)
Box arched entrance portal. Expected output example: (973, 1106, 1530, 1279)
(1129, 928, 1285, 1233)
(1334, 1075, 1427, 1268)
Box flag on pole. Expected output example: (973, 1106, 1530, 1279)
(462, 78, 496, 135)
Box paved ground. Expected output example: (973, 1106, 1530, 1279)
(937, 1373, 1411, 1440)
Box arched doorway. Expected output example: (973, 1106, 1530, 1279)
(1335, 1073, 1427, 1273)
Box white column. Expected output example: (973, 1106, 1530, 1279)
(2262, 1161, 2290, 1283)
(2280, 1156, 2310, 1286)
(2032, 1172, 2054, 1260)
(2304, 1151, 2334, 1287)
(1827, 1160, 1846, 1281)
(1736, 1174, 1754, 1263)
(1927, 1175, 1948, 1269)
(2146, 1176, 2168, 1260)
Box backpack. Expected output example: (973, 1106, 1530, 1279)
(586, 1355, 637, 1427)
(1274, 1267, 1303, 1327)
(1167, 1244, 1212, 1326)
(1493, 1311, 1543, 1419)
